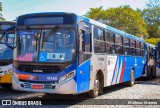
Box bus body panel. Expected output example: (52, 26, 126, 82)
(76, 59, 90, 93)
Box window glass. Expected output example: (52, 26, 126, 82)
(84, 32, 91, 52)
(130, 39, 135, 48)
(94, 27, 105, 53)
(115, 35, 122, 45)
(136, 41, 140, 49)
(123, 37, 129, 46)
(110, 33, 115, 43)
(106, 31, 110, 42)
(116, 45, 123, 55)
(94, 27, 104, 41)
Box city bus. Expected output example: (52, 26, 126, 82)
(145, 43, 156, 78)
(5, 12, 147, 97)
(156, 42, 160, 76)
(0, 21, 15, 88)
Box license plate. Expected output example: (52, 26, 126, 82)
(32, 84, 44, 89)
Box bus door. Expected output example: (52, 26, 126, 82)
(76, 22, 92, 93)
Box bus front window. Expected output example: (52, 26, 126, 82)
(16, 30, 40, 62)
(16, 29, 75, 62)
(0, 34, 14, 60)
(39, 29, 75, 62)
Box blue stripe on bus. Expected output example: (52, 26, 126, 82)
(111, 56, 146, 84)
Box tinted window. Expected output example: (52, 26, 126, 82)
(123, 37, 129, 46)
(94, 27, 105, 53)
(115, 35, 122, 45)
(130, 39, 135, 48)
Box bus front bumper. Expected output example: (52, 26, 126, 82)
(0, 73, 12, 84)
(12, 76, 77, 94)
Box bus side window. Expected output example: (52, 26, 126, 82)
(130, 39, 136, 56)
(79, 30, 85, 52)
(79, 30, 91, 53)
(115, 34, 123, 55)
(105, 31, 110, 54)
(141, 42, 144, 57)
(94, 27, 105, 53)
(111, 33, 115, 54)
(84, 32, 91, 52)
(123, 37, 130, 55)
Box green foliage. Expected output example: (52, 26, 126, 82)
(0, 2, 5, 21)
(85, 6, 148, 39)
(146, 38, 160, 45)
(0, 2, 2, 11)
(142, 0, 160, 38)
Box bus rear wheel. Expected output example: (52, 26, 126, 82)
(127, 69, 135, 87)
(88, 75, 100, 98)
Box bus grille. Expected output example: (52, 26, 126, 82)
(18, 65, 63, 73)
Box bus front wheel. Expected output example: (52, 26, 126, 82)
(0, 84, 12, 89)
(88, 75, 100, 98)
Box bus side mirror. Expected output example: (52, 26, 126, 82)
(4, 25, 16, 49)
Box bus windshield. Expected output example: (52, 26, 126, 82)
(16, 29, 75, 62)
(0, 33, 14, 60)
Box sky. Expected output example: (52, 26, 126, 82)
(0, 0, 149, 21)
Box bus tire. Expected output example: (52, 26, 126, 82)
(146, 67, 151, 78)
(127, 69, 135, 87)
(88, 74, 100, 98)
(0, 84, 12, 89)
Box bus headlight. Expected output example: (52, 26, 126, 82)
(4, 71, 8, 75)
(59, 71, 75, 83)
(3, 69, 13, 75)
(59, 75, 67, 83)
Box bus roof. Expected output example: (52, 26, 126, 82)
(17, 12, 145, 42)
(0, 21, 16, 25)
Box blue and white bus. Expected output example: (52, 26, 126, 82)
(0, 21, 15, 88)
(5, 12, 147, 97)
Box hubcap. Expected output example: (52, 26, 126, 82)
(94, 79, 99, 95)
(131, 71, 134, 85)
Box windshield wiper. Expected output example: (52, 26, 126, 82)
(43, 25, 60, 42)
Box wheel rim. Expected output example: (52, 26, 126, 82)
(94, 78, 99, 96)
(131, 70, 135, 85)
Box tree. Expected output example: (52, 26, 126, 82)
(0, 2, 5, 21)
(142, 0, 160, 38)
(85, 6, 148, 38)
(85, 6, 106, 21)
(146, 38, 160, 45)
